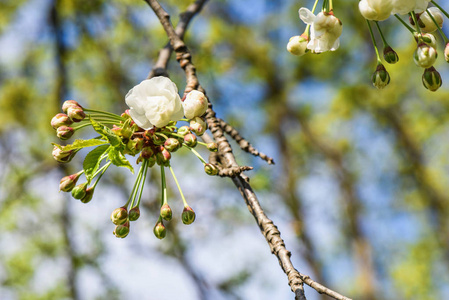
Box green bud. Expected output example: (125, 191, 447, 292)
(111, 207, 128, 225)
(56, 126, 75, 140)
(51, 113, 73, 129)
(67, 106, 85, 122)
(59, 171, 83, 192)
(383, 46, 399, 64)
(52, 146, 76, 163)
(206, 142, 218, 152)
(80, 187, 94, 203)
(177, 126, 190, 136)
(164, 138, 181, 152)
(414, 32, 437, 49)
(121, 110, 132, 119)
(127, 138, 144, 155)
(128, 206, 140, 221)
(189, 117, 207, 136)
(113, 221, 130, 238)
(71, 182, 88, 200)
(182, 206, 196, 225)
(204, 163, 219, 176)
(160, 204, 172, 221)
(371, 64, 390, 89)
(422, 67, 442, 92)
(152, 134, 165, 145)
(153, 221, 167, 239)
(62, 100, 82, 114)
(184, 133, 197, 148)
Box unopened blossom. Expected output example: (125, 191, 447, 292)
(299, 8, 343, 53)
(182, 90, 208, 119)
(419, 7, 444, 33)
(125, 76, 184, 129)
(392, 0, 430, 15)
(414, 43, 437, 68)
(287, 34, 309, 56)
(359, 0, 393, 21)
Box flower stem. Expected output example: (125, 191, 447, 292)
(431, 1, 449, 19)
(135, 159, 149, 207)
(92, 161, 112, 189)
(394, 14, 416, 34)
(169, 164, 188, 207)
(183, 145, 207, 164)
(84, 109, 125, 121)
(366, 20, 382, 64)
(426, 8, 449, 43)
(126, 162, 146, 208)
(409, 12, 423, 42)
(160, 165, 167, 206)
(374, 21, 389, 47)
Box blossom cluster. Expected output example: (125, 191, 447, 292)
(287, 0, 342, 56)
(361, 1, 448, 91)
(52, 76, 218, 239)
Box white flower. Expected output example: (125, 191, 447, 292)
(287, 35, 309, 56)
(419, 7, 444, 33)
(183, 90, 208, 120)
(299, 8, 342, 53)
(358, 0, 393, 21)
(413, 43, 437, 68)
(125, 76, 184, 129)
(392, 0, 430, 15)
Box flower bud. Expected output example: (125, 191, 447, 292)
(71, 182, 88, 200)
(419, 7, 444, 33)
(128, 206, 140, 221)
(56, 126, 75, 140)
(414, 33, 437, 49)
(141, 147, 155, 159)
(414, 43, 437, 68)
(182, 206, 196, 225)
(156, 146, 171, 166)
(444, 43, 449, 63)
(113, 221, 130, 238)
(207, 142, 218, 152)
(121, 110, 132, 119)
(383, 46, 399, 64)
(204, 163, 219, 176)
(67, 106, 85, 122)
(152, 133, 165, 145)
(177, 126, 190, 136)
(111, 207, 128, 225)
(59, 171, 82, 192)
(52, 146, 76, 163)
(371, 64, 390, 90)
(164, 138, 181, 152)
(153, 221, 166, 239)
(160, 203, 172, 221)
(183, 90, 208, 119)
(126, 138, 144, 155)
(422, 67, 442, 92)
(286, 34, 308, 56)
(80, 187, 94, 203)
(51, 113, 73, 129)
(183, 133, 197, 148)
(189, 117, 207, 136)
(62, 100, 82, 114)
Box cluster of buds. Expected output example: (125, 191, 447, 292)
(362, 2, 447, 91)
(287, 0, 343, 56)
(51, 100, 85, 140)
(53, 85, 220, 240)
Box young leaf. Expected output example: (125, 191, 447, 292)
(83, 144, 110, 181)
(90, 118, 122, 148)
(52, 139, 108, 151)
(108, 147, 134, 174)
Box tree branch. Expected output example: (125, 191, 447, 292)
(143, 1, 352, 299)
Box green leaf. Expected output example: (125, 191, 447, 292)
(90, 118, 122, 148)
(108, 147, 134, 174)
(52, 139, 108, 151)
(83, 144, 111, 181)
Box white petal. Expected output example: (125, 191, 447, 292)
(299, 7, 315, 25)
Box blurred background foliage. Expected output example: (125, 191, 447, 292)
(1, 0, 449, 299)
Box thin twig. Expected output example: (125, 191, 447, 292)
(218, 118, 275, 165)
